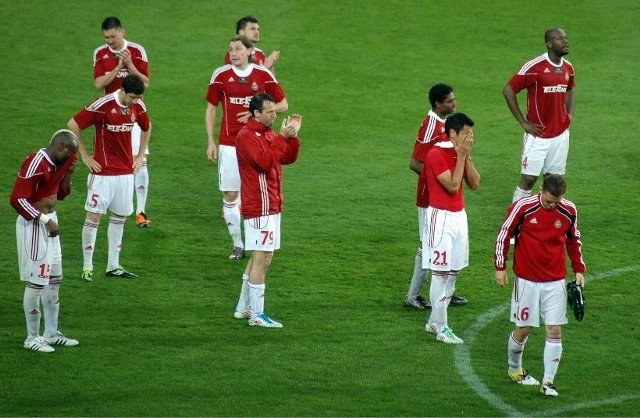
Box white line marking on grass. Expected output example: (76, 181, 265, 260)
(455, 266, 640, 416)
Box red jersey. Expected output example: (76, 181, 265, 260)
(72, 92, 150, 175)
(236, 118, 300, 219)
(494, 194, 586, 282)
(224, 46, 267, 66)
(10, 150, 77, 221)
(93, 40, 149, 94)
(411, 110, 446, 207)
(424, 141, 465, 212)
(507, 52, 575, 138)
(205, 64, 286, 146)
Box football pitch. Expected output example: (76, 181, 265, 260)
(1, 0, 639, 416)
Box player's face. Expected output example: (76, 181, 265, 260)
(540, 190, 562, 210)
(547, 30, 569, 57)
(256, 101, 277, 127)
(240, 23, 260, 43)
(122, 92, 143, 106)
(228, 41, 252, 67)
(437, 93, 457, 116)
(103, 28, 125, 51)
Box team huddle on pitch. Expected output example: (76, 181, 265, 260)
(10, 17, 585, 398)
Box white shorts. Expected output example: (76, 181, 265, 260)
(218, 145, 241, 192)
(131, 123, 149, 156)
(85, 174, 134, 216)
(520, 129, 570, 176)
(244, 213, 281, 252)
(417, 206, 428, 241)
(510, 277, 568, 327)
(422, 207, 468, 271)
(16, 212, 62, 285)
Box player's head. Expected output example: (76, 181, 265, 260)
(122, 74, 145, 95)
(545, 28, 569, 57)
(228, 35, 254, 66)
(236, 16, 260, 43)
(249, 93, 277, 127)
(101, 17, 125, 50)
(540, 175, 566, 209)
(429, 83, 456, 116)
(445, 113, 474, 138)
(48, 129, 78, 164)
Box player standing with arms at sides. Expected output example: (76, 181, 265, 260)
(10, 130, 80, 352)
(67, 74, 152, 282)
(504, 28, 575, 203)
(405, 83, 468, 310)
(224, 16, 280, 72)
(422, 113, 480, 344)
(94, 16, 152, 227)
(205, 35, 288, 261)
(232, 93, 301, 328)
(495, 175, 585, 397)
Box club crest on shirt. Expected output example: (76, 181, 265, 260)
(251, 82, 259, 92)
(554, 220, 562, 229)
(131, 114, 137, 123)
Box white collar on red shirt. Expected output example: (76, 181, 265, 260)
(435, 140, 454, 148)
(232, 63, 254, 77)
(543, 52, 564, 67)
(109, 39, 129, 54)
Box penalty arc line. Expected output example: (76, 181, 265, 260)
(454, 265, 640, 417)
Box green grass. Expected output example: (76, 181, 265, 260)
(1, 0, 640, 416)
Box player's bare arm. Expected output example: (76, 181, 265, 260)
(263, 50, 280, 70)
(274, 98, 288, 114)
(60, 160, 77, 195)
(574, 272, 585, 287)
(205, 103, 218, 162)
(503, 84, 544, 136)
(409, 158, 423, 175)
(566, 88, 575, 121)
(133, 125, 151, 173)
(34, 196, 60, 237)
(67, 118, 102, 173)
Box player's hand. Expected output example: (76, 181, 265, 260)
(264, 50, 280, 69)
(280, 114, 302, 138)
(495, 270, 509, 287)
(575, 272, 585, 287)
(132, 155, 144, 173)
(207, 142, 218, 162)
(81, 154, 102, 173)
(236, 111, 251, 124)
(521, 120, 544, 136)
(120, 49, 132, 68)
(44, 219, 60, 237)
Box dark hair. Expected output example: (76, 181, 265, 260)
(543, 175, 567, 197)
(236, 15, 259, 34)
(249, 93, 275, 116)
(444, 113, 474, 137)
(545, 28, 563, 42)
(101, 17, 122, 31)
(428, 83, 454, 109)
(230, 35, 253, 49)
(121, 74, 145, 95)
